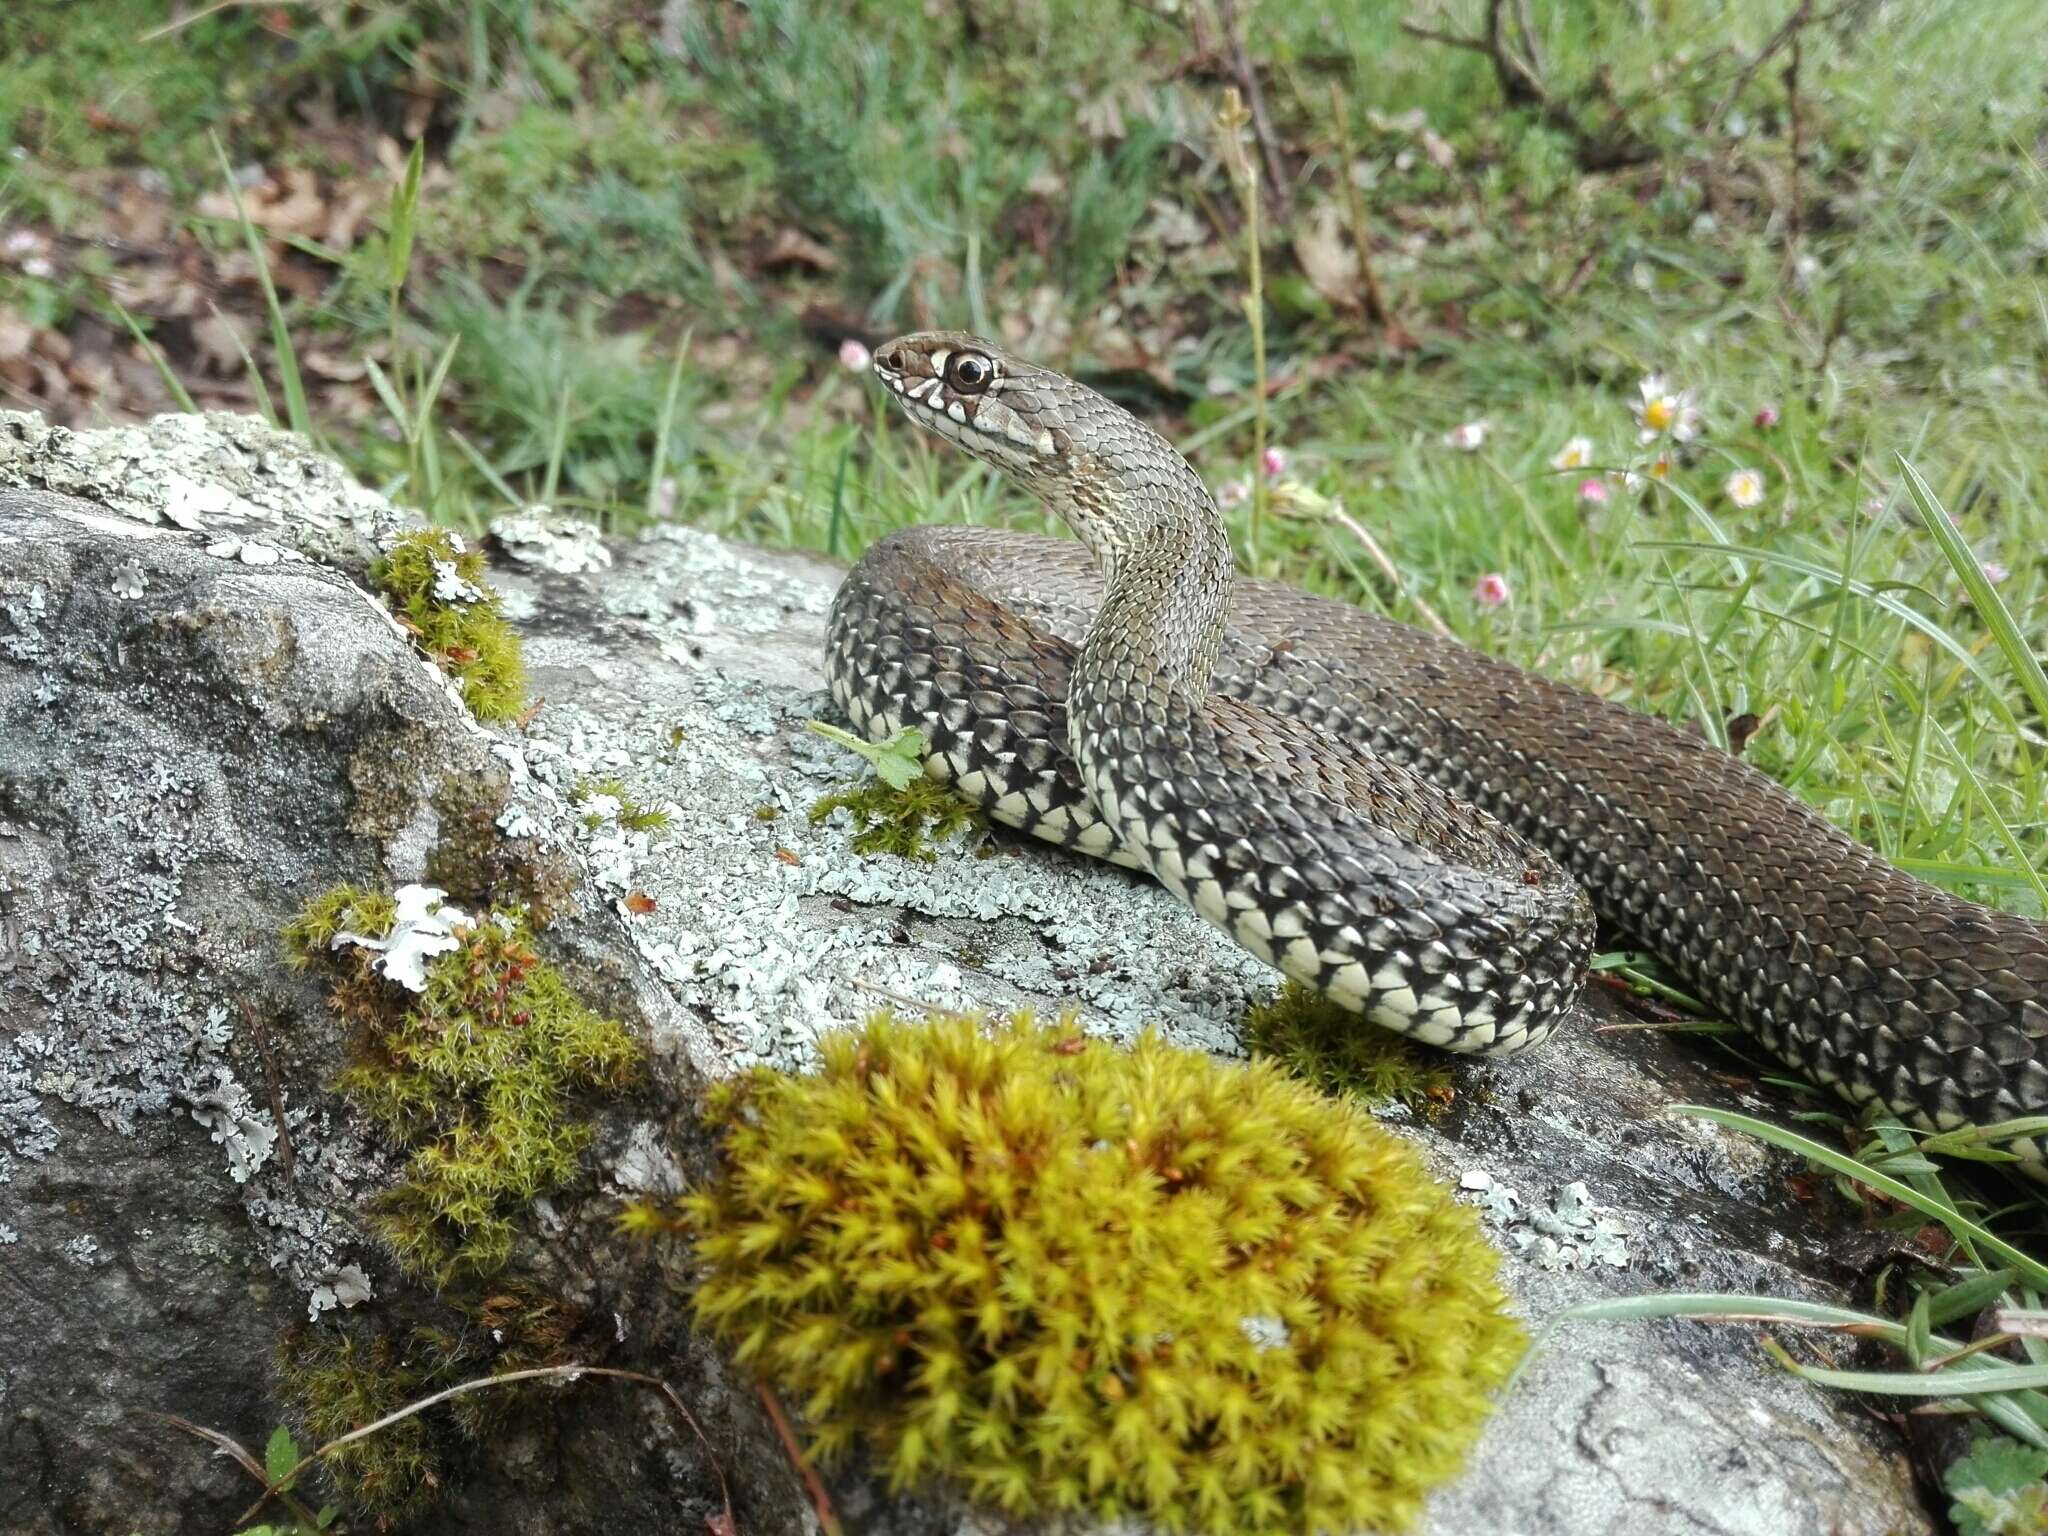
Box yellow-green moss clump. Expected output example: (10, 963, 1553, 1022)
(373, 527, 526, 723)
(807, 776, 985, 860)
(682, 1011, 1523, 1534)
(1244, 982, 1458, 1118)
(286, 887, 640, 1285)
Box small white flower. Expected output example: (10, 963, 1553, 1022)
(1625, 454, 1675, 493)
(1443, 419, 1490, 451)
(650, 476, 678, 520)
(1981, 559, 2010, 584)
(1550, 436, 1594, 471)
(838, 337, 871, 371)
(1215, 479, 1250, 510)
(1724, 468, 1766, 508)
(1634, 374, 1701, 443)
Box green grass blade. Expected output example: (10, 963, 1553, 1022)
(1670, 1106, 2048, 1288)
(108, 300, 198, 414)
(646, 334, 692, 526)
(208, 131, 312, 440)
(388, 137, 426, 308)
(1633, 539, 2024, 733)
(1898, 454, 2048, 730)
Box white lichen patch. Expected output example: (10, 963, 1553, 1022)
(490, 507, 615, 576)
(0, 408, 406, 562)
(517, 526, 1273, 1081)
(307, 1262, 375, 1321)
(1460, 1170, 1630, 1270)
(332, 883, 474, 993)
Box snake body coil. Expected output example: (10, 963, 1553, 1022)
(827, 330, 2048, 1158)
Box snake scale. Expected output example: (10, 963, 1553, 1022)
(826, 330, 2048, 1164)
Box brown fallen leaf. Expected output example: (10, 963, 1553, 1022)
(1291, 203, 1360, 311)
(758, 227, 839, 274)
(191, 310, 255, 378)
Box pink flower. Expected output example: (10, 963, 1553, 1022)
(1474, 572, 1511, 607)
(1752, 404, 1779, 430)
(1577, 477, 1610, 506)
(838, 338, 872, 371)
(1262, 446, 1287, 478)
(1982, 559, 2010, 584)
(1216, 479, 1250, 510)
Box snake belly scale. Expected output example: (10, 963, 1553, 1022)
(826, 330, 2048, 1158)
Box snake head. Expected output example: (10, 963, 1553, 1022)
(870, 331, 1074, 483)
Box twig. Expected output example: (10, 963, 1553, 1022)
(842, 974, 982, 1020)
(1401, 0, 1652, 170)
(1782, 31, 1806, 246)
(1706, 0, 1816, 133)
(1214, 89, 1271, 566)
(1327, 86, 1398, 333)
(148, 1365, 733, 1532)
(758, 1382, 843, 1536)
(1315, 501, 1456, 640)
(1210, 0, 1293, 224)
(139, 1411, 338, 1533)
(240, 998, 295, 1183)
(138, 0, 307, 43)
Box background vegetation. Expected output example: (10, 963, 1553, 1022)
(5, 0, 2041, 924)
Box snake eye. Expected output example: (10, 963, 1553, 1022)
(946, 352, 992, 394)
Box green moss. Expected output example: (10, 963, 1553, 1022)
(290, 887, 640, 1287)
(571, 775, 672, 831)
(277, 1288, 583, 1518)
(1243, 983, 1458, 1119)
(807, 775, 985, 861)
(683, 1011, 1524, 1534)
(426, 770, 579, 924)
(372, 528, 527, 724)
(276, 1326, 438, 1516)
(282, 885, 397, 965)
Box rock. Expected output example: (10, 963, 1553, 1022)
(0, 410, 1936, 1535)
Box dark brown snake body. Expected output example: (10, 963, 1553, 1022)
(826, 331, 2048, 1164)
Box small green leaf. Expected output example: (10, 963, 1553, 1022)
(1926, 1270, 2024, 1329)
(1908, 1290, 1934, 1366)
(265, 1423, 300, 1483)
(388, 138, 426, 300)
(1946, 1433, 2048, 1536)
(806, 720, 929, 791)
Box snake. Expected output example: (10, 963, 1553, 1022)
(824, 330, 2048, 1164)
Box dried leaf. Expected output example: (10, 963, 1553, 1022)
(1291, 204, 1360, 310)
(759, 227, 839, 274)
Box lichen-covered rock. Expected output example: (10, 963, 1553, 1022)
(0, 410, 1937, 1535)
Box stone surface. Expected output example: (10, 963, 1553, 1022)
(0, 410, 1937, 1535)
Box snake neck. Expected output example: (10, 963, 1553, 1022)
(1052, 450, 1235, 699)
